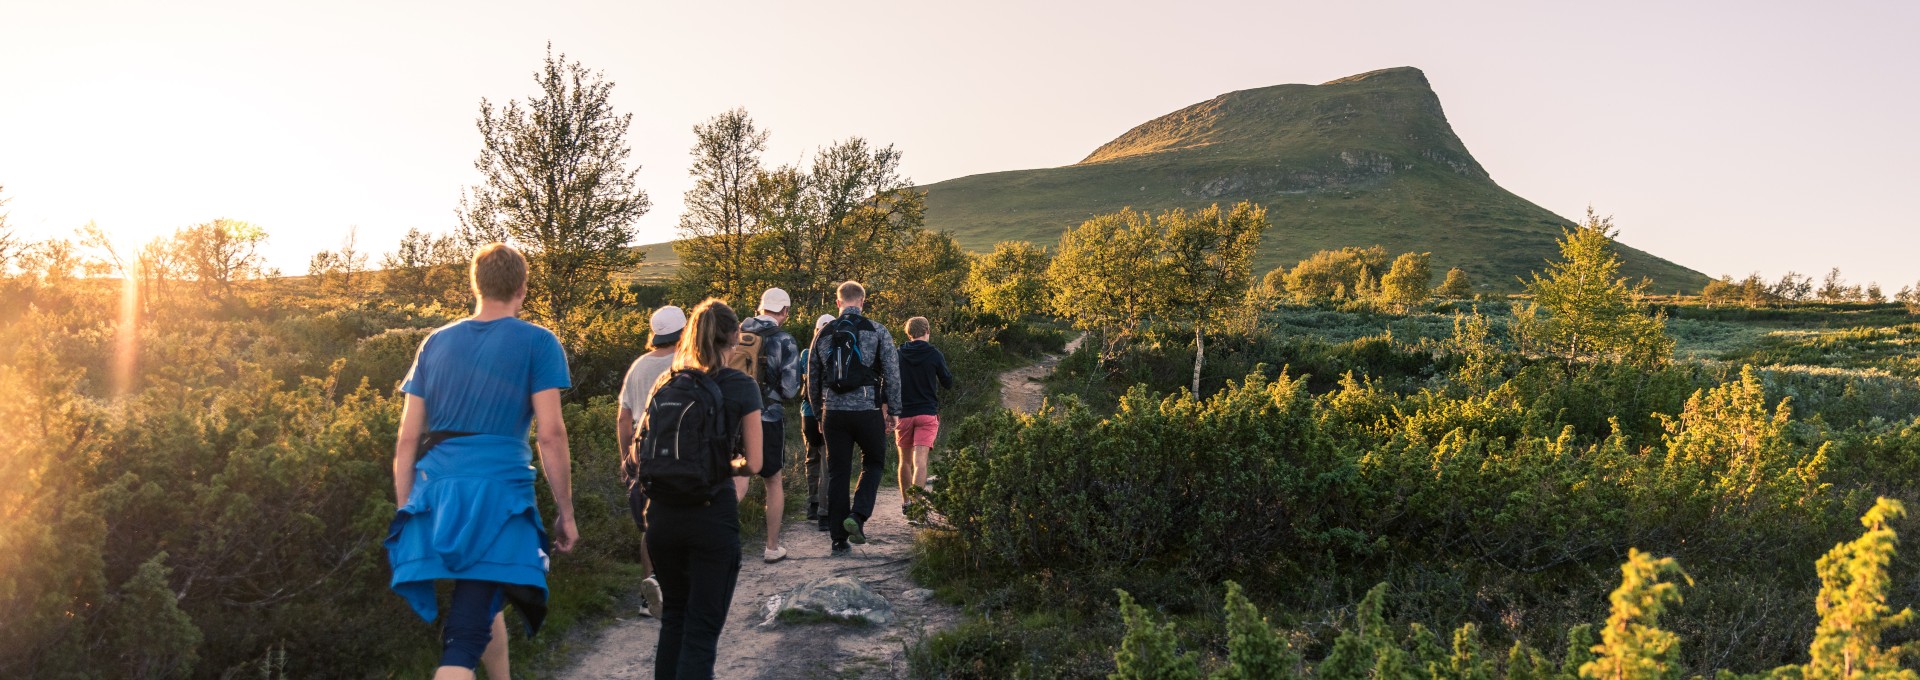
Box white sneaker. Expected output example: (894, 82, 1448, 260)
(763, 545, 788, 563)
(640, 576, 663, 619)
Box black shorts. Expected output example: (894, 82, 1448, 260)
(758, 419, 785, 478)
(627, 482, 647, 533)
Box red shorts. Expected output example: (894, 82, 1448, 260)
(894, 415, 940, 450)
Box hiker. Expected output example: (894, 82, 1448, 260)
(386, 243, 577, 680)
(894, 316, 953, 519)
(613, 305, 685, 620)
(801, 313, 835, 532)
(807, 281, 902, 554)
(731, 288, 802, 563)
(637, 298, 762, 680)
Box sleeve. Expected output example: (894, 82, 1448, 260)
(616, 360, 637, 414)
(399, 333, 433, 398)
(725, 370, 764, 416)
(806, 335, 824, 412)
(530, 330, 572, 393)
(936, 348, 954, 389)
(880, 329, 903, 414)
(773, 333, 802, 401)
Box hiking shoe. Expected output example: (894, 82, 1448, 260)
(817, 518, 831, 532)
(831, 541, 851, 555)
(806, 503, 819, 521)
(763, 545, 788, 563)
(639, 576, 663, 619)
(843, 517, 867, 545)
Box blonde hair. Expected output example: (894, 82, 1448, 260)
(905, 316, 929, 339)
(674, 298, 740, 373)
(837, 280, 866, 304)
(470, 242, 527, 302)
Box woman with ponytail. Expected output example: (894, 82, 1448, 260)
(643, 298, 762, 679)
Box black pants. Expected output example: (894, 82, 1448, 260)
(824, 409, 887, 543)
(645, 491, 741, 680)
(802, 414, 825, 510)
(440, 580, 505, 668)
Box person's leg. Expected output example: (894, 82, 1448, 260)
(648, 506, 692, 680)
(850, 410, 887, 524)
(672, 495, 743, 679)
(760, 419, 785, 554)
(479, 612, 509, 680)
(629, 483, 662, 617)
(914, 416, 939, 492)
(824, 411, 856, 545)
(894, 417, 915, 501)
(437, 580, 505, 678)
(803, 414, 824, 520)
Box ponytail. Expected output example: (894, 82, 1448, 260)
(674, 298, 740, 373)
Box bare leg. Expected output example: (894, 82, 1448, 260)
(433, 667, 475, 680)
(764, 471, 784, 550)
(913, 445, 932, 491)
(896, 439, 912, 501)
(639, 538, 652, 579)
(480, 612, 509, 680)
(733, 476, 749, 502)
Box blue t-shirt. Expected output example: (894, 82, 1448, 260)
(401, 317, 571, 438)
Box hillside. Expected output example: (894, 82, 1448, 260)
(916, 66, 1709, 291)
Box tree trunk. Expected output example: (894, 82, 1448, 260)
(1192, 325, 1205, 396)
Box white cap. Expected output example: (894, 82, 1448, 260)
(649, 305, 687, 335)
(759, 288, 792, 313)
(814, 314, 835, 333)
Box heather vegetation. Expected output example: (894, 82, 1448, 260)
(909, 210, 1920, 679)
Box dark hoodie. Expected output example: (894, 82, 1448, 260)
(897, 339, 954, 418)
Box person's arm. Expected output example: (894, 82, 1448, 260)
(806, 336, 824, 413)
(936, 349, 954, 389)
(616, 405, 635, 467)
(880, 331, 903, 421)
(740, 410, 763, 475)
(393, 394, 427, 504)
(532, 388, 578, 553)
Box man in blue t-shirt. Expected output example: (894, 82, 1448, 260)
(386, 243, 578, 680)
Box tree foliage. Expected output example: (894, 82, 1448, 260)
(1515, 208, 1672, 366)
(965, 240, 1052, 319)
(1437, 267, 1474, 298)
(1379, 251, 1433, 306)
(460, 45, 649, 329)
(1803, 498, 1916, 680)
(1283, 245, 1388, 301)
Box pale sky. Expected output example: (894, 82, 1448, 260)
(3, 0, 1916, 288)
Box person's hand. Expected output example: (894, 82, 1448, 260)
(886, 415, 898, 432)
(815, 419, 825, 436)
(552, 515, 579, 554)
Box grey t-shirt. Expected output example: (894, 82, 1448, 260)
(617, 353, 675, 420)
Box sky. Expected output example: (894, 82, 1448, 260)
(2, 0, 1917, 287)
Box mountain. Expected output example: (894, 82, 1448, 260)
(916, 67, 1709, 291)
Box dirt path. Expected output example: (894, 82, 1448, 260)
(998, 333, 1087, 414)
(558, 342, 1085, 679)
(557, 486, 955, 680)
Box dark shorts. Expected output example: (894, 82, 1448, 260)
(758, 419, 785, 478)
(627, 482, 647, 533)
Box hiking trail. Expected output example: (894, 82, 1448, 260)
(997, 332, 1087, 415)
(557, 338, 1084, 678)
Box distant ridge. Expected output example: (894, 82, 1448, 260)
(916, 66, 1709, 291)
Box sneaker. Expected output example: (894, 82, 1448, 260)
(817, 518, 831, 532)
(806, 503, 819, 521)
(843, 517, 867, 545)
(831, 541, 851, 555)
(763, 545, 788, 563)
(639, 576, 663, 619)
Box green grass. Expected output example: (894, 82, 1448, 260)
(914, 67, 1709, 292)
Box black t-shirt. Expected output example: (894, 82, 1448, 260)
(651, 366, 762, 502)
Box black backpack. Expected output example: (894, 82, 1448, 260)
(824, 313, 880, 394)
(630, 368, 731, 506)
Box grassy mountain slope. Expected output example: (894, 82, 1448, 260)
(917, 67, 1709, 292)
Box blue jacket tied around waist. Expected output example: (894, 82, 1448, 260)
(385, 434, 550, 632)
